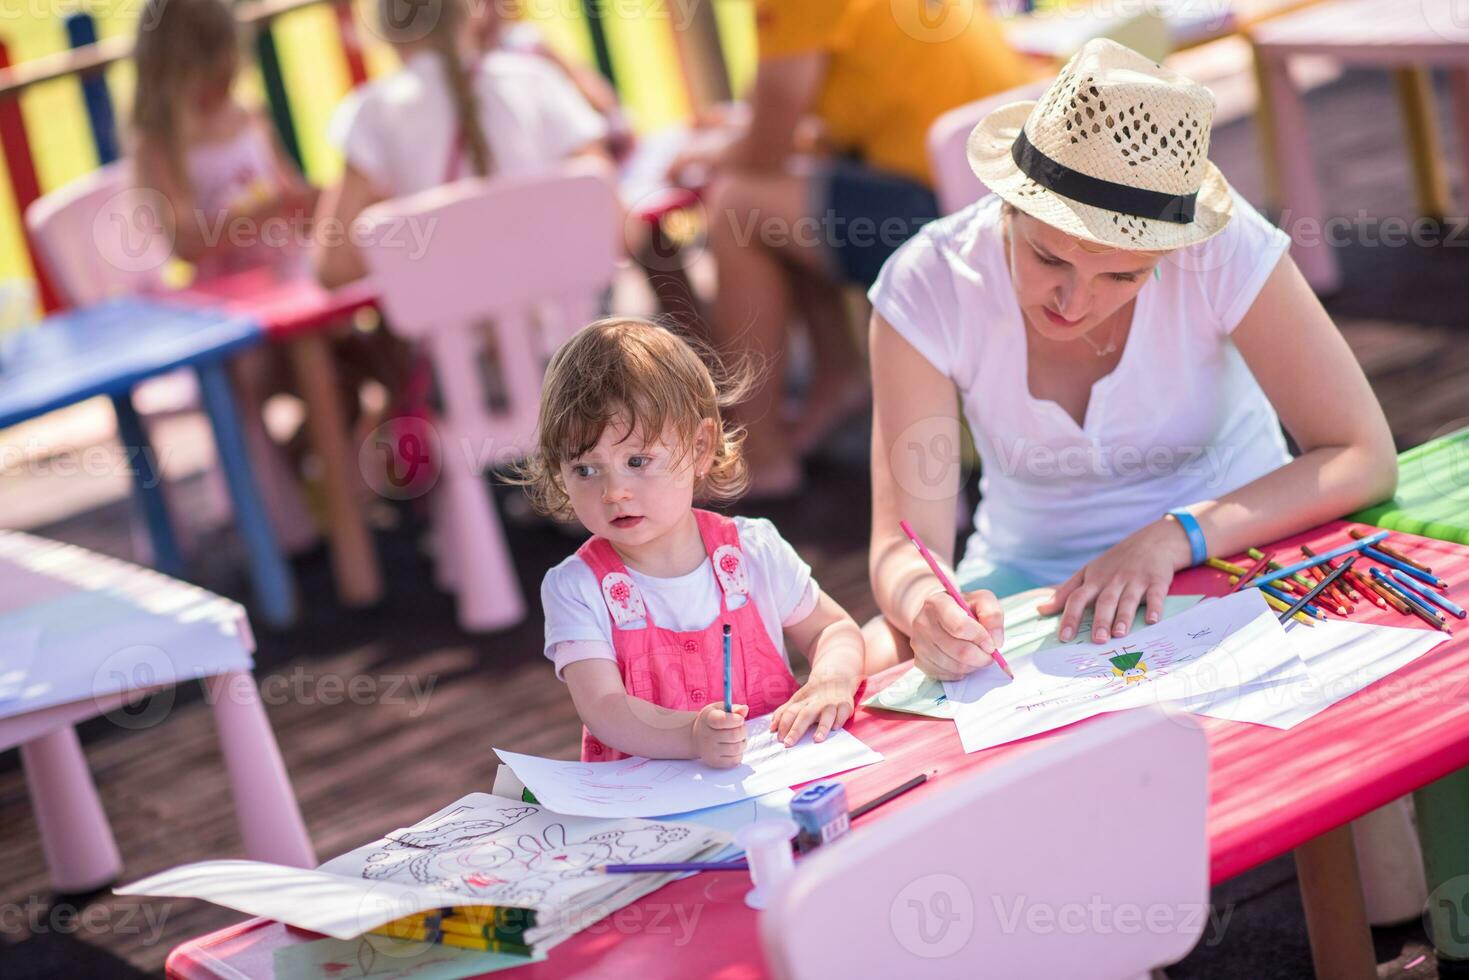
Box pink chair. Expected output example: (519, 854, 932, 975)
(761, 706, 1209, 980)
(927, 79, 1053, 216)
(26, 163, 317, 563)
(355, 162, 622, 631)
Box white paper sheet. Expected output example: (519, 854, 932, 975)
(949, 590, 1295, 753)
(1184, 618, 1448, 728)
(117, 794, 728, 942)
(496, 714, 882, 818)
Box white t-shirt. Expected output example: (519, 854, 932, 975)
(327, 49, 606, 196)
(869, 191, 1293, 587)
(541, 516, 820, 679)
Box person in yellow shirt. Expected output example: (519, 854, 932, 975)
(684, 0, 1028, 496)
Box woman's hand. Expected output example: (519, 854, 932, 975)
(770, 670, 860, 746)
(1038, 518, 1194, 643)
(691, 703, 748, 768)
(909, 588, 1005, 681)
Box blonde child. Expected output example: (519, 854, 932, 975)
(313, 0, 609, 288)
(132, 0, 316, 280)
(129, 0, 317, 551)
(515, 319, 865, 767)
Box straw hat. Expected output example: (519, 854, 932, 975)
(967, 38, 1233, 251)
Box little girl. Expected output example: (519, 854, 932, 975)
(132, 0, 316, 280)
(516, 319, 865, 767)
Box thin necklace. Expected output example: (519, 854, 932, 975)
(1082, 316, 1123, 358)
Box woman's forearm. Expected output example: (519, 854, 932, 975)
(1187, 442, 1397, 566)
(870, 530, 951, 639)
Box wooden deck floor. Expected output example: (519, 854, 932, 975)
(3, 66, 1468, 978)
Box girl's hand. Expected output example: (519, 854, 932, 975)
(1038, 518, 1194, 643)
(910, 588, 1005, 681)
(770, 671, 859, 746)
(692, 703, 748, 768)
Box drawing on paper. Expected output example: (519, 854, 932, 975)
(356, 803, 692, 907)
(1108, 648, 1149, 684)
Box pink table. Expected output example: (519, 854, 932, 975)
(167, 270, 383, 608)
(1251, 0, 1469, 292)
(0, 531, 314, 894)
(166, 520, 1469, 978)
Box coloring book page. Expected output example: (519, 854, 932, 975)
(864, 593, 1204, 719)
(947, 590, 1296, 753)
(496, 714, 882, 818)
(117, 795, 727, 943)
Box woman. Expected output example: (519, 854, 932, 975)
(864, 39, 1397, 679)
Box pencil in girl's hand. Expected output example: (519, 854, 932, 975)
(899, 521, 1014, 679)
(722, 624, 732, 712)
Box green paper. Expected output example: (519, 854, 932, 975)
(864, 591, 1205, 718)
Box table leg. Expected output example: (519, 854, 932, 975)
(110, 392, 184, 578)
(1294, 824, 1376, 980)
(20, 726, 122, 893)
(1449, 68, 1469, 218)
(1393, 67, 1451, 222)
(203, 671, 315, 868)
(195, 360, 298, 629)
(1415, 769, 1469, 963)
(285, 335, 382, 607)
(1259, 51, 1340, 293)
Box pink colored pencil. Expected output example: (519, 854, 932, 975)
(1228, 552, 1273, 594)
(899, 520, 1014, 679)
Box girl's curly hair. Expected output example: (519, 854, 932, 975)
(506, 318, 754, 520)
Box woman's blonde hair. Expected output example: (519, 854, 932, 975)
(509, 318, 752, 520)
(376, 0, 494, 177)
(131, 0, 240, 192)
(1000, 201, 1166, 258)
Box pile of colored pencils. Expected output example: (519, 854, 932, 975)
(1208, 528, 1459, 634)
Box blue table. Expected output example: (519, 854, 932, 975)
(0, 297, 297, 627)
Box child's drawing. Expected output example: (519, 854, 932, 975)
(346, 799, 696, 909)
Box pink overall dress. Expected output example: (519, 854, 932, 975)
(578, 509, 800, 762)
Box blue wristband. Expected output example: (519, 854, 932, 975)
(1167, 509, 1208, 567)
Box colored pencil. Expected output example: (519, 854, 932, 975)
(1279, 556, 1355, 624)
(1228, 552, 1273, 594)
(722, 623, 732, 712)
(1303, 545, 1364, 602)
(1362, 571, 1414, 615)
(1207, 557, 1249, 577)
(1250, 532, 1389, 588)
(1351, 528, 1432, 573)
(1260, 582, 1325, 619)
(1256, 589, 1316, 626)
(1304, 565, 1352, 613)
(1390, 569, 1467, 620)
(899, 520, 1014, 679)
(601, 860, 751, 874)
(1369, 568, 1450, 633)
(1362, 546, 1447, 589)
(851, 774, 929, 821)
(1249, 547, 1313, 588)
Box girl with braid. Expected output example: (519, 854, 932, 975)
(313, 0, 609, 287)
